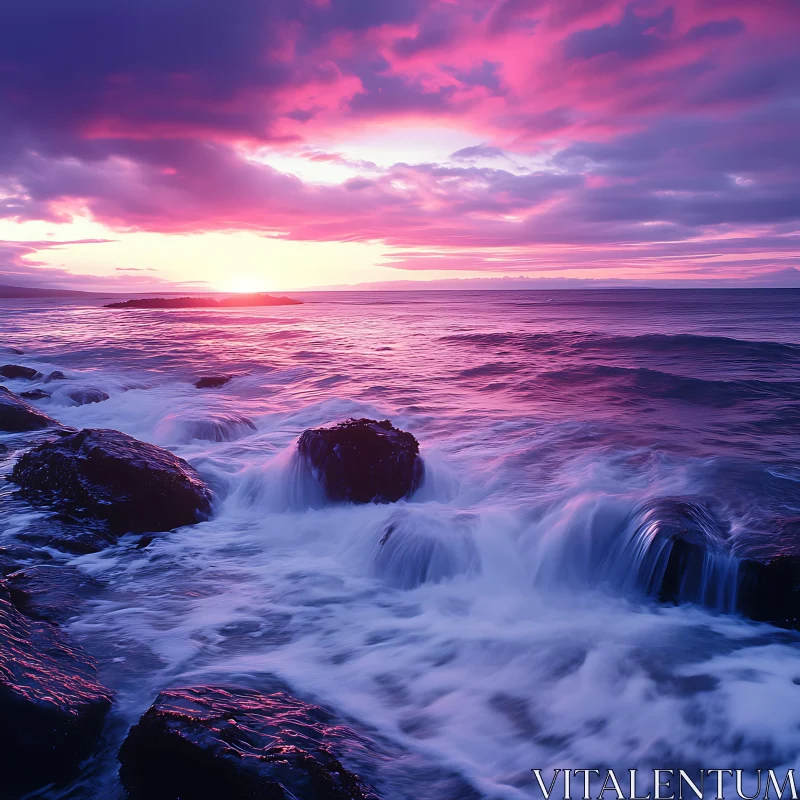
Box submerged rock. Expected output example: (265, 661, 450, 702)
(624, 498, 735, 610)
(0, 542, 52, 577)
(0, 386, 60, 432)
(373, 509, 480, 589)
(0, 592, 112, 797)
(44, 370, 68, 383)
(20, 388, 50, 400)
(298, 418, 423, 504)
(0, 364, 40, 380)
(4, 564, 102, 624)
(175, 413, 256, 443)
(10, 428, 213, 534)
(118, 686, 380, 800)
(66, 387, 110, 406)
(624, 498, 800, 629)
(15, 515, 117, 556)
(194, 375, 232, 389)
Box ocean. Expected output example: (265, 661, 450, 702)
(1, 289, 799, 798)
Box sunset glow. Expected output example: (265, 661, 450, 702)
(0, 0, 798, 291)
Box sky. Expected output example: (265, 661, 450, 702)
(0, 0, 798, 292)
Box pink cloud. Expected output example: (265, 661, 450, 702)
(0, 0, 797, 283)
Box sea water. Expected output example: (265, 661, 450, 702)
(1, 289, 799, 798)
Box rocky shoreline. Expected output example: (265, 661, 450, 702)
(1, 351, 799, 797)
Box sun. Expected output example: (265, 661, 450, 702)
(218, 276, 271, 293)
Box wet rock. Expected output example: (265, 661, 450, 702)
(737, 556, 800, 630)
(194, 375, 232, 389)
(625, 499, 800, 628)
(10, 428, 213, 534)
(176, 413, 257, 443)
(4, 564, 102, 624)
(0, 386, 60, 432)
(16, 517, 117, 556)
(66, 387, 110, 406)
(624, 498, 733, 607)
(0, 543, 52, 577)
(44, 370, 68, 383)
(118, 686, 380, 800)
(20, 388, 50, 400)
(0, 592, 112, 797)
(298, 418, 423, 504)
(2, 347, 24, 355)
(0, 364, 40, 380)
(374, 509, 480, 590)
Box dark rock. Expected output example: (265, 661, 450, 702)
(0, 364, 40, 380)
(0, 386, 60, 432)
(17, 519, 117, 556)
(737, 556, 800, 630)
(20, 388, 50, 400)
(298, 419, 423, 504)
(118, 686, 379, 800)
(0, 443, 8, 454)
(0, 593, 112, 797)
(3, 347, 24, 355)
(66, 387, 110, 406)
(626, 499, 800, 629)
(10, 428, 213, 534)
(4, 564, 103, 624)
(625, 498, 733, 607)
(44, 370, 68, 383)
(0, 543, 52, 577)
(194, 375, 232, 389)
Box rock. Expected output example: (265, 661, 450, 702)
(10, 428, 213, 534)
(175, 413, 256, 443)
(0, 592, 112, 797)
(44, 370, 68, 383)
(737, 555, 800, 630)
(373, 509, 480, 590)
(194, 375, 232, 389)
(20, 388, 50, 400)
(0, 543, 52, 577)
(15, 516, 117, 556)
(298, 419, 423, 504)
(4, 564, 102, 624)
(624, 498, 735, 609)
(0, 386, 60, 432)
(3, 347, 24, 355)
(66, 387, 110, 406)
(625, 499, 800, 628)
(0, 364, 41, 380)
(118, 686, 379, 800)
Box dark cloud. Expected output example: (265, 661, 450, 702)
(685, 17, 745, 41)
(0, 0, 797, 285)
(563, 4, 675, 61)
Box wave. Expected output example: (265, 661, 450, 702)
(444, 331, 800, 363)
(529, 365, 800, 407)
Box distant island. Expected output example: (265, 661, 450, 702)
(0, 284, 97, 298)
(105, 294, 302, 309)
